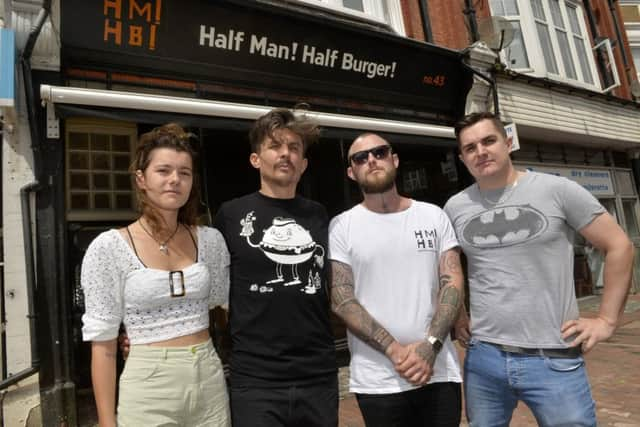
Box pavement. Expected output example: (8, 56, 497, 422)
(338, 293, 640, 427)
(74, 293, 640, 426)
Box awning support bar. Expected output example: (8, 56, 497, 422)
(40, 85, 455, 139)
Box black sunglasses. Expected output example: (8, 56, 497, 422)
(349, 145, 392, 165)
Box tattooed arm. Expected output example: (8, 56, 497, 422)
(453, 305, 471, 347)
(396, 248, 464, 385)
(330, 260, 408, 364)
(427, 248, 465, 343)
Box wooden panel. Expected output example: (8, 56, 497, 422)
(497, 78, 640, 144)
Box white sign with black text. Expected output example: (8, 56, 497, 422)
(519, 164, 614, 196)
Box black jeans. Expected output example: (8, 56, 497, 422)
(356, 382, 461, 427)
(230, 375, 338, 427)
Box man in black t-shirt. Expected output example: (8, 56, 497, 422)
(214, 108, 337, 427)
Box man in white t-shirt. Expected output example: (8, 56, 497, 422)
(329, 133, 464, 427)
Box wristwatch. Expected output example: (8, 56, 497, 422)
(427, 335, 443, 352)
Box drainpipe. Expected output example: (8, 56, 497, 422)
(583, 0, 615, 89)
(21, 0, 50, 183)
(418, 0, 433, 43)
(608, 0, 629, 67)
(463, 0, 480, 43)
(0, 183, 40, 391)
(607, 0, 636, 93)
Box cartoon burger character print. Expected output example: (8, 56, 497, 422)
(241, 212, 325, 293)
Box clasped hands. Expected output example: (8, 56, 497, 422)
(385, 340, 437, 386)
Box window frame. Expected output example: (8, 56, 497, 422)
(620, 2, 640, 81)
(65, 118, 138, 222)
(292, 0, 405, 35)
(491, 0, 602, 91)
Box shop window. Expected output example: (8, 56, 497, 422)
(615, 170, 636, 196)
(403, 168, 429, 193)
(585, 149, 607, 166)
(612, 151, 632, 168)
(511, 142, 540, 162)
(633, 245, 640, 293)
(66, 119, 138, 221)
(563, 145, 585, 164)
(395, 145, 459, 206)
(599, 198, 618, 219)
(294, 0, 405, 35)
(633, 46, 640, 81)
(490, 0, 603, 91)
(539, 143, 564, 163)
(622, 199, 640, 239)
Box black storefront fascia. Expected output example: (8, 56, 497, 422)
(60, 0, 472, 124)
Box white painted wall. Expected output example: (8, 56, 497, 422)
(2, 104, 34, 375)
(1, 1, 61, 423)
(1, 59, 41, 427)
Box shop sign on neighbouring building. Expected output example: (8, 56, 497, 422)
(520, 164, 615, 196)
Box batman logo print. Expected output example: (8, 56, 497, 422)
(461, 205, 548, 248)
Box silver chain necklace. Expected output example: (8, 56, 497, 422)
(138, 219, 180, 255)
(478, 179, 519, 206)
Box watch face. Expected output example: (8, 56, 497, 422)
(428, 336, 442, 350)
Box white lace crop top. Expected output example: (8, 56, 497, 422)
(81, 226, 229, 344)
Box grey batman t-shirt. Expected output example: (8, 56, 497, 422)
(444, 171, 605, 348)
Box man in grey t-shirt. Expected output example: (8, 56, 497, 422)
(444, 112, 633, 427)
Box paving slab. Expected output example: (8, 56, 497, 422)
(339, 294, 640, 427)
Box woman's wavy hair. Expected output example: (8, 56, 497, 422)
(131, 123, 200, 233)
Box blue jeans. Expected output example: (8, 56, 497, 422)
(464, 339, 596, 427)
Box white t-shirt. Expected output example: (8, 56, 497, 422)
(329, 200, 462, 394)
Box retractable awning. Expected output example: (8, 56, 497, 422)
(40, 85, 455, 139)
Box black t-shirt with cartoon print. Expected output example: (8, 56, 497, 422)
(214, 191, 336, 387)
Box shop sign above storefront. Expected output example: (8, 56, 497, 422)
(60, 0, 472, 120)
(520, 164, 615, 197)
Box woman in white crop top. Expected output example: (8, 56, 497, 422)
(81, 124, 230, 426)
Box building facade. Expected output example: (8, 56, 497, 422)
(1, 0, 638, 425)
(3, 1, 474, 425)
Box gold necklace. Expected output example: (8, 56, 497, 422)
(138, 220, 180, 255)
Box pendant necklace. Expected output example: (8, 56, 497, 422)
(138, 219, 180, 255)
(479, 178, 519, 206)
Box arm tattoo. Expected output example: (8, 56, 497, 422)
(415, 341, 437, 366)
(439, 274, 452, 289)
(331, 260, 395, 354)
(444, 250, 461, 274)
(427, 249, 464, 348)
